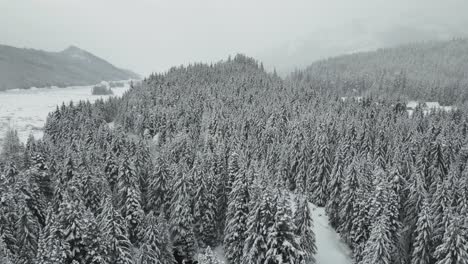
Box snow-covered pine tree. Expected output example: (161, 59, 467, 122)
(242, 188, 275, 264)
(15, 205, 39, 264)
(98, 198, 133, 264)
(169, 169, 197, 262)
(56, 187, 105, 263)
(0, 129, 24, 168)
(431, 180, 453, 247)
(338, 156, 361, 244)
(148, 156, 171, 215)
(137, 213, 164, 264)
(410, 197, 433, 264)
(117, 156, 144, 244)
(358, 212, 394, 264)
(198, 246, 224, 264)
(265, 194, 304, 263)
(308, 133, 331, 206)
(104, 152, 119, 191)
(193, 167, 218, 248)
(433, 213, 468, 264)
(155, 213, 177, 264)
(223, 157, 249, 264)
(0, 233, 13, 264)
(325, 141, 347, 228)
(294, 196, 316, 264)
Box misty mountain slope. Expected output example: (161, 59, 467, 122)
(290, 38, 468, 104)
(0, 44, 139, 90)
(260, 22, 468, 75)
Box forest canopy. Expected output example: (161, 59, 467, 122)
(1, 53, 468, 264)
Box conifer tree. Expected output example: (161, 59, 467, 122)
(0, 234, 13, 264)
(137, 213, 164, 264)
(326, 142, 347, 228)
(56, 187, 104, 263)
(431, 180, 453, 247)
(338, 156, 361, 243)
(98, 198, 133, 264)
(169, 171, 197, 262)
(359, 213, 394, 264)
(224, 161, 249, 264)
(15, 205, 39, 264)
(294, 196, 316, 264)
(265, 195, 304, 263)
(117, 156, 144, 243)
(411, 197, 433, 264)
(433, 213, 468, 264)
(148, 156, 171, 215)
(198, 246, 224, 264)
(308, 133, 331, 206)
(242, 189, 275, 264)
(194, 169, 218, 247)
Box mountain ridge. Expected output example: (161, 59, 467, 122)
(0, 44, 140, 91)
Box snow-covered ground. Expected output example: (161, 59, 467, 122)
(406, 100, 455, 116)
(309, 203, 352, 264)
(0, 81, 131, 147)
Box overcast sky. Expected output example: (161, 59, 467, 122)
(1, 0, 468, 76)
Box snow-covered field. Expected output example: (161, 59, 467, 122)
(309, 203, 352, 264)
(0, 81, 131, 147)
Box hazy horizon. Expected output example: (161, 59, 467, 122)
(2, 0, 468, 76)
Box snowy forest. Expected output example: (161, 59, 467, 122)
(1, 52, 468, 264)
(291, 38, 468, 105)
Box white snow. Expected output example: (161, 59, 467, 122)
(213, 246, 227, 263)
(0, 81, 132, 147)
(424, 102, 441, 109)
(406, 100, 419, 109)
(406, 101, 456, 116)
(309, 203, 352, 264)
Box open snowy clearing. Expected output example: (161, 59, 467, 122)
(0, 81, 131, 147)
(309, 203, 352, 264)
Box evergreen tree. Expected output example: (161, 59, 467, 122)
(410, 197, 433, 264)
(294, 196, 316, 264)
(98, 198, 133, 264)
(242, 189, 275, 264)
(265, 195, 304, 263)
(15, 205, 39, 264)
(433, 213, 468, 264)
(359, 213, 394, 264)
(118, 156, 144, 243)
(137, 213, 164, 264)
(308, 133, 331, 206)
(198, 246, 224, 264)
(0, 234, 13, 264)
(169, 171, 197, 262)
(56, 187, 104, 263)
(194, 168, 218, 247)
(338, 156, 361, 244)
(325, 142, 347, 228)
(224, 161, 249, 264)
(148, 156, 171, 215)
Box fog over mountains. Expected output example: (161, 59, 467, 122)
(259, 22, 468, 75)
(0, 44, 139, 91)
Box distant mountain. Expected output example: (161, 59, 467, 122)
(259, 23, 468, 75)
(0, 44, 140, 90)
(289, 39, 468, 105)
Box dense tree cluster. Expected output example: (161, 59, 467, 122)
(1, 53, 468, 264)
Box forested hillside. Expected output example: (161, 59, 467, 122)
(0, 45, 139, 90)
(290, 38, 468, 105)
(1, 55, 468, 264)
